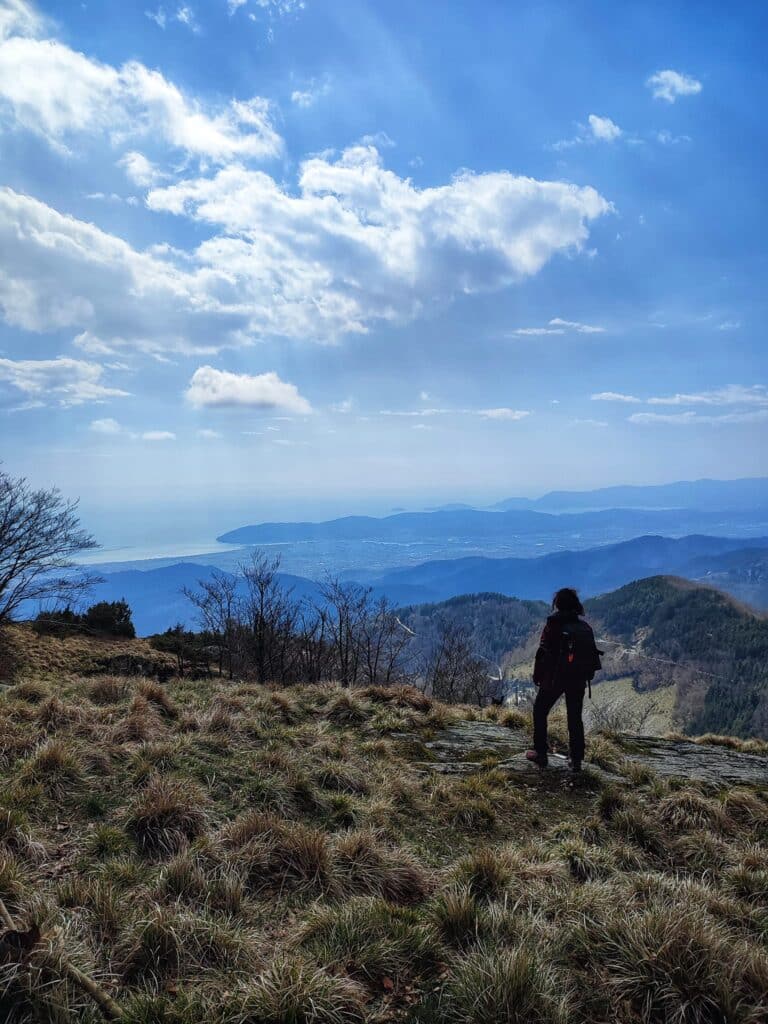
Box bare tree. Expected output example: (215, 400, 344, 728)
(423, 618, 489, 706)
(319, 577, 372, 687)
(183, 569, 238, 678)
(239, 551, 297, 684)
(358, 595, 414, 686)
(0, 470, 99, 625)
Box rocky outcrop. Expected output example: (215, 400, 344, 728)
(413, 721, 768, 788)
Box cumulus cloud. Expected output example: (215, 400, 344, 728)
(196, 427, 222, 438)
(0, 15, 282, 162)
(0, 356, 129, 406)
(147, 148, 609, 342)
(591, 391, 641, 403)
(185, 365, 312, 413)
(511, 318, 605, 336)
(89, 417, 122, 434)
(0, 11, 609, 355)
(646, 69, 702, 103)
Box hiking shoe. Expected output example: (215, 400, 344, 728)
(569, 760, 582, 774)
(525, 749, 548, 768)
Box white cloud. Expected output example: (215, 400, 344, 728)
(142, 430, 176, 440)
(591, 391, 641, 403)
(629, 410, 768, 426)
(145, 6, 167, 28)
(0, 356, 129, 406)
(118, 151, 166, 187)
(227, 0, 247, 13)
(554, 114, 622, 149)
(717, 320, 741, 331)
(196, 427, 222, 438)
(511, 318, 605, 337)
(656, 129, 691, 145)
(0, 15, 610, 354)
(175, 5, 200, 32)
(380, 406, 530, 421)
(148, 149, 610, 345)
(573, 418, 608, 427)
(646, 385, 768, 407)
(254, 0, 306, 13)
(0, 0, 43, 40)
(291, 78, 330, 109)
(89, 417, 122, 434)
(587, 114, 621, 141)
(330, 398, 353, 414)
(548, 318, 605, 334)
(0, 19, 282, 162)
(185, 365, 312, 413)
(478, 408, 530, 421)
(646, 69, 702, 103)
(419, 391, 431, 402)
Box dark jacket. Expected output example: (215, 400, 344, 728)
(533, 611, 602, 689)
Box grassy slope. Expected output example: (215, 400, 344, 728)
(1, 637, 768, 1023)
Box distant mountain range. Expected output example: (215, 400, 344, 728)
(491, 476, 768, 512)
(354, 534, 768, 607)
(218, 504, 768, 548)
(56, 532, 768, 636)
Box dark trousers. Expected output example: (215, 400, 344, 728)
(533, 683, 586, 763)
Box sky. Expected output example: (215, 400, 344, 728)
(0, 0, 766, 540)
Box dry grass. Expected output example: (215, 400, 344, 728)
(122, 774, 209, 855)
(1, 640, 768, 1024)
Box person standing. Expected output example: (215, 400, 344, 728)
(526, 588, 602, 773)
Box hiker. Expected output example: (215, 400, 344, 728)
(526, 588, 602, 773)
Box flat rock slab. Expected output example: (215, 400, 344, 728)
(619, 735, 768, 788)
(416, 722, 768, 789)
(424, 722, 529, 763)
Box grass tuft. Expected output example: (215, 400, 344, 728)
(123, 774, 209, 855)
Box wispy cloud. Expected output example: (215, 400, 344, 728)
(591, 391, 641, 403)
(646, 69, 702, 103)
(0, 357, 129, 406)
(646, 385, 768, 407)
(511, 318, 605, 336)
(142, 430, 177, 440)
(629, 409, 768, 426)
(89, 417, 122, 434)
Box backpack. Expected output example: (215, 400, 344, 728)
(553, 619, 603, 693)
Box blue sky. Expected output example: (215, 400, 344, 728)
(0, 0, 766, 537)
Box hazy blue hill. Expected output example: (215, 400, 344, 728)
(217, 504, 768, 547)
(363, 534, 768, 607)
(492, 476, 768, 512)
(682, 547, 768, 611)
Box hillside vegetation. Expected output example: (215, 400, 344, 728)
(586, 577, 768, 738)
(1, 631, 768, 1023)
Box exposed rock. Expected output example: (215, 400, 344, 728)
(415, 721, 768, 788)
(618, 734, 768, 787)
